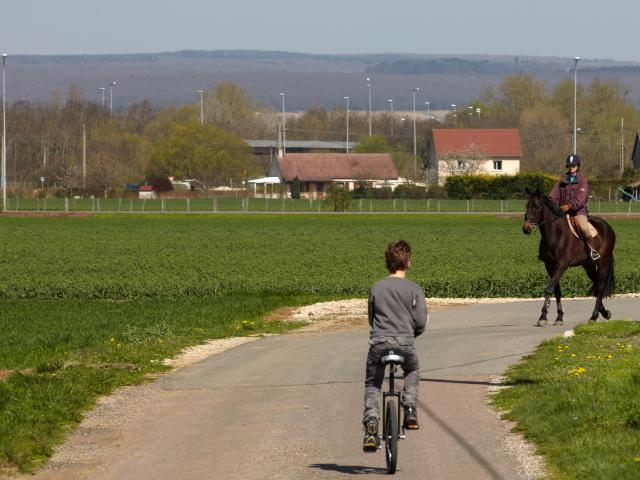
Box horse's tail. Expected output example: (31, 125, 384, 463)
(589, 256, 615, 298)
(603, 256, 615, 298)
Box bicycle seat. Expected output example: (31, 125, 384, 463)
(381, 352, 405, 365)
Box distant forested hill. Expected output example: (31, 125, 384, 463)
(6, 50, 640, 111)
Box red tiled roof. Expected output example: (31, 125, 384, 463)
(139, 185, 154, 191)
(433, 129, 523, 158)
(278, 153, 398, 182)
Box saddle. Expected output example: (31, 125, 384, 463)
(566, 215, 598, 240)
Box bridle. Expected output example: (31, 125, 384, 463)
(525, 199, 564, 231)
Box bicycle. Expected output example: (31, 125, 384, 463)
(379, 350, 407, 474)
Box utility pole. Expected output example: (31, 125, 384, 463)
(620, 117, 625, 179)
(573, 56, 580, 155)
(82, 123, 87, 189)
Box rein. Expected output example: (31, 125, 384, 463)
(526, 199, 565, 231)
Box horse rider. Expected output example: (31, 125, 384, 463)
(549, 154, 601, 261)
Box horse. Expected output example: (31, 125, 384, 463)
(522, 187, 616, 326)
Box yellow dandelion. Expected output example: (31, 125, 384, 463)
(634, 456, 640, 463)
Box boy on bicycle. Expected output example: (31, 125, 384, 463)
(363, 240, 429, 452)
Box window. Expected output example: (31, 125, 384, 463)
(457, 160, 466, 171)
(316, 183, 324, 192)
(493, 160, 503, 171)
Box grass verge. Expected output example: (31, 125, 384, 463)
(492, 321, 640, 479)
(0, 294, 326, 473)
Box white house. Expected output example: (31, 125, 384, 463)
(427, 129, 522, 186)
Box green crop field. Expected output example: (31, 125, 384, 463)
(1, 213, 639, 472)
(1, 214, 639, 300)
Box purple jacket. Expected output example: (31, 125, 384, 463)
(548, 172, 589, 215)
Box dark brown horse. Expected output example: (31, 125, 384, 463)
(523, 187, 616, 326)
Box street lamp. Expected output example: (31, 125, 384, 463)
(344, 96, 350, 153)
(366, 77, 372, 136)
(424, 101, 431, 122)
(1, 53, 7, 212)
(98, 87, 106, 108)
(476, 107, 481, 122)
(387, 99, 394, 140)
(412, 87, 420, 179)
(109, 81, 116, 116)
(280, 93, 286, 155)
(451, 104, 457, 128)
(573, 56, 580, 155)
(197, 90, 204, 125)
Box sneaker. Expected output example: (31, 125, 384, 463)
(362, 417, 378, 452)
(403, 406, 419, 430)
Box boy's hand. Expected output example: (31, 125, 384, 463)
(560, 204, 571, 212)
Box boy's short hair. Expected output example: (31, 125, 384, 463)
(385, 240, 411, 273)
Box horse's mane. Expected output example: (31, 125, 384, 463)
(541, 196, 564, 217)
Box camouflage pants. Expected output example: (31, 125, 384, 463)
(363, 337, 420, 421)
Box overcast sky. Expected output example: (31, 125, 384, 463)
(1, 0, 638, 61)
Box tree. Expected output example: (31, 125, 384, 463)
(148, 120, 254, 186)
(353, 134, 392, 153)
(204, 82, 275, 138)
(519, 104, 570, 173)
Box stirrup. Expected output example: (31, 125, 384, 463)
(590, 249, 601, 261)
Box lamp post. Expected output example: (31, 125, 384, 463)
(387, 99, 394, 140)
(344, 96, 350, 153)
(412, 87, 420, 179)
(280, 93, 286, 155)
(573, 56, 580, 155)
(366, 77, 372, 136)
(1, 54, 6, 212)
(109, 81, 116, 116)
(476, 107, 481, 121)
(451, 104, 457, 127)
(197, 90, 204, 125)
(425, 101, 431, 122)
(98, 87, 106, 108)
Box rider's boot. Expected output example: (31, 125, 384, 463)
(403, 406, 419, 430)
(362, 416, 379, 452)
(586, 235, 601, 261)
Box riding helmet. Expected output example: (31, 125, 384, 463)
(566, 154, 581, 168)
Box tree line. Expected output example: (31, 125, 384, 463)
(3, 75, 639, 198)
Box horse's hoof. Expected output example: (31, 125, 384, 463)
(588, 318, 597, 323)
(604, 310, 612, 320)
(537, 320, 547, 327)
(554, 320, 564, 326)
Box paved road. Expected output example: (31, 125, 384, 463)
(34, 297, 639, 480)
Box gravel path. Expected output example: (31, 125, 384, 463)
(15, 296, 640, 479)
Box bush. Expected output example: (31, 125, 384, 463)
(324, 184, 352, 212)
(291, 177, 301, 200)
(445, 173, 556, 199)
(150, 177, 173, 192)
(371, 187, 393, 199)
(393, 184, 427, 199)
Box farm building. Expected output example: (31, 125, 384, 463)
(266, 153, 400, 199)
(427, 129, 522, 186)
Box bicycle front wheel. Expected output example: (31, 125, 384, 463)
(385, 399, 398, 474)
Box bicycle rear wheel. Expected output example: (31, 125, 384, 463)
(385, 399, 398, 474)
